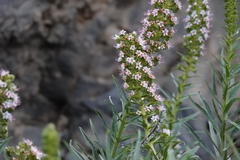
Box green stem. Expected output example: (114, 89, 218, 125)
(111, 109, 129, 158)
(169, 67, 189, 130)
(220, 0, 237, 159)
(149, 142, 158, 160)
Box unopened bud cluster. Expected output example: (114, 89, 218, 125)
(0, 69, 20, 139)
(6, 139, 45, 160)
(113, 0, 181, 138)
(183, 0, 211, 59)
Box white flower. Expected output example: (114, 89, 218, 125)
(0, 69, 9, 77)
(2, 111, 14, 121)
(0, 80, 7, 87)
(163, 128, 171, 136)
(136, 110, 141, 115)
(151, 115, 159, 122)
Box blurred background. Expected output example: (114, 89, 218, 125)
(0, 0, 239, 159)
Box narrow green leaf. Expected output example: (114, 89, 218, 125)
(224, 97, 240, 114)
(133, 131, 141, 160)
(105, 134, 111, 160)
(105, 96, 119, 117)
(95, 110, 108, 130)
(111, 114, 118, 141)
(79, 127, 99, 160)
(99, 155, 106, 160)
(198, 91, 218, 130)
(179, 146, 200, 160)
(89, 119, 100, 144)
(120, 133, 137, 142)
(209, 63, 217, 96)
(113, 75, 128, 106)
(182, 121, 216, 159)
(183, 84, 202, 91)
(232, 39, 240, 51)
(178, 112, 200, 123)
(189, 96, 217, 130)
(0, 138, 10, 154)
(227, 119, 240, 130)
(159, 87, 171, 99)
(170, 73, 179, 88)
(204, 79, 223, 107)
(221, 47, 227, 67)
(76, 143, 91, 159)
(229, 107, 240, 118)
(226, 134, 240, 160)
(69, 140, 85, 160)
(208, 121, 220, 159)
(168, 149, 177, 160)
(230, 63, 240, 75)
(198, 120, 220, 155)
(212, 99, 222, 123)
(228, 81, 240, 100)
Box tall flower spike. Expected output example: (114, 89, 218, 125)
(183, 0, 212, 60)
(0, 69, 20, 139)
(113, 0, 182, 155)
(139, 0, 181, 53)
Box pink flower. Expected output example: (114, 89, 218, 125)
(23, 139, 33, 146)
(163, 128, 171, 136)
(0, 69, 9, 77)
(162, 28, 169, 36)
(119, 30, 126, 35)
(130, 45, 136, 50)
(31, 146, 45, 160)
(123, 83, 129, 89)
(141, 81, 149, 88)
(136, 110, 141, 115)
(2, 111, 14, 121)
(154, 95, 164, 101)
(0, 80, 7, 87)
(156, 105, 166, 111)
(152, 9, 159, 16)
(151, 115, 159, 122)
(171, 15, 179, 24)
(157, 21, 164, 27)
(111, 34, 119, 40)
(136, 62, 142, 69)
(126, 57, 135, 64)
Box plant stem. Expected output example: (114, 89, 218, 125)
(221, 0, 238, 159)
(111, 108, 129, 158)
(149, 142, 158, 160)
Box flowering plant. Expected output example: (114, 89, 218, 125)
(69, 0, 240, 159)
(0, 70, 45, 160)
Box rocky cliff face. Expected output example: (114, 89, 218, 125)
(0, 0, 239, 159)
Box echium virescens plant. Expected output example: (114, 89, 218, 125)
(68, 0, 183, 160)
(164, 0, 211, 130)
(0, 69, 20, 139)
(68, 0, 239, 159)
(6, 139, 45, 160)
(0, 69, 45, 160)
(181, 0, 240, 160)
(112, 0, 182, 159)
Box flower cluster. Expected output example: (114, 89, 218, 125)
(183, 0, 211, 58)
(0, 69, 20, 139)
(113, 0, 181, 138)
(6, 139, 45, 160)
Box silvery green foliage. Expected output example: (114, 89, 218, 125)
(185, 0, 240, 160)
(69, 0, 240, 160)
